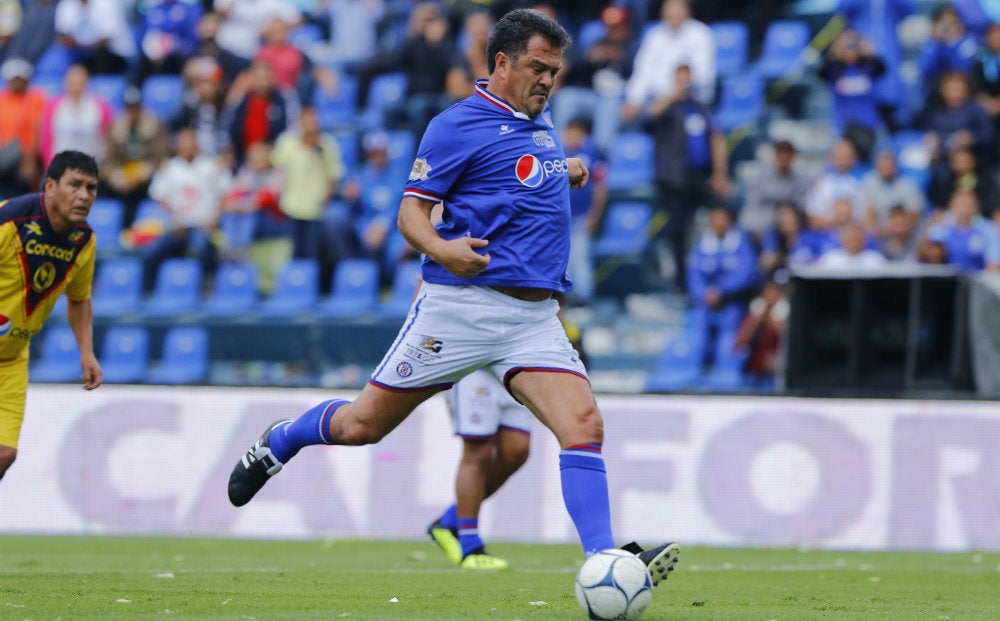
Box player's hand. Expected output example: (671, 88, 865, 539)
(568, 157, 589, 189)
(80, 352, 102, 390)
(435, 236, 491, 279)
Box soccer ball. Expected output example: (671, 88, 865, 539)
(574, 548, 653, 620)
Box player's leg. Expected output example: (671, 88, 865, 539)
(511, 370, 680, 584)
(228, 383, 438, 506)
(482, 426, 530, 498)
(0, 353, 29, 480)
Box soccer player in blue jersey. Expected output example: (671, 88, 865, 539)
(228, 8, 679, 583)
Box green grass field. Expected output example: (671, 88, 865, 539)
(2, 536, 999, 621)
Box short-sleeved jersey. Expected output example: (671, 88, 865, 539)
(0, 193, 95, 360)
(403, 79, 573, 292)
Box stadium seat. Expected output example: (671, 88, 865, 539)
(714, 73, 766, 132)
(643, 333, 704, 392)
(100, 326, 149, 384)
(31, 74, 64, 97)
(143, 258, 202, 317)
(362, 72, 408, 129)
(146, 325, 210, 385)
(385, 129, 417, 177)
(258, 258, 320, 317)
(314, 73, 359, 131)
(378, 260, 422, 318)
(88, 197, 124, 255)
(218, 212, 257, 254)
(332, 131, 359, 177)
(289, 22, 325, 49)
(141, 74, 185, 121)
(319, 258, 381, 318)
(91, 257, 143, 318)
(699, 329, 748, 392)
(49, 295, 67, 319)
(202, 261, 258, 317)
(711, 21, 750, 77)
(32, 44, 74, 82)
(755, 20, 811, 79)
(576, 19, 607, 51)
(605, 131, 654, 192)
(31, 325, 81, 383)
(89, 74, 128, 112)
(592, 201, 653, 258)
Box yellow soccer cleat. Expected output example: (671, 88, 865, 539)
(427, 520, 462, 565)
(459, 551, 510, 571)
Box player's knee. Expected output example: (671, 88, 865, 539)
(0, 445, 17, 477)
(565, 405, 604, 445)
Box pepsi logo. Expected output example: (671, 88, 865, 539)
(515, 154, 544, 188)
(515, 154, 569, 188)
(0, 314, 10, 337)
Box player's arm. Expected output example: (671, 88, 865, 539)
(397, 196, 490, 279)
(66, 298, 102, 390)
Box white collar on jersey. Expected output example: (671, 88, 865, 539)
(474, 79, 532, 120)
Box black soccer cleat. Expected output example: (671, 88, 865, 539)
(228, 419, 291, 507)
(621, 540, 680, 586)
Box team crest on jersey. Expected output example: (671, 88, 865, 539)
(532, 130, 555, 148)
(0, 314, 10, 337)
(68, 230, 85, 244)
(409, 158, 432, 181)
(396, 361, 413, 377)
(32, 262, 57, 292)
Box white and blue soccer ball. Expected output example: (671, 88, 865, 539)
(574, 548, 653, 620)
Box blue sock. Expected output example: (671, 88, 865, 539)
(560, 444, 615, 556)
(438, 504, 458, 530)
(268, 399, 347, 463)
(458, 518, 483, 557)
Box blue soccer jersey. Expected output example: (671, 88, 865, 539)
(403, 79, 573, 292)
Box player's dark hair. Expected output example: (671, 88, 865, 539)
(45, 150, 99, 182)
(487, 8, 571, 74)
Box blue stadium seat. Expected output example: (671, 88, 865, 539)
(143, 258, 202, 317)
(49, 295, 67, 319)
(91, 257, 143, 318)
(378, 260, 422, 318)
(362, 72, 408, 128)
(289, 22, 325, 48)
(202, 261, 258, 317)
(31, 74, 64, 97)
(314, 73, 359, 131)
(218, 212, 257, 254)
(643, 333, 704, 392)
(134, 199, 170, 225)
(259, 259, 320, 317)
(31, 325, 81, 383)
(699, 329, 748, 392)
(755, 20, 811, 79)
(332, 131, 359, 177)
(385, 129, 417, 177)
(714, 73, 765, 132)
(33, 45, 74, 82)
(605, 131, 654, 192)
(577, 19, 607, 51)
(88, 197, 124, 255)
(141, 74, 185, 121)
(100, 326, 149, 384)
(146, 326, 210, 385)
(712, 21, 750, 77)
(592, 201, 653, 258)
(89, 74, 128, 112)
(319, 258, 381, 318)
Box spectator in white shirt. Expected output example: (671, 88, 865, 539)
(214, 0, 301, 60)
(815, 221, 888, 269)
(806, 138, 864, 231)
(142, 127, 231, 291)
(55, 0, 137, 75)
(621, 0, 715, 122)
(859, 149, 925, 233)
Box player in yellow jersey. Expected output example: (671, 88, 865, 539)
(0, 150, 103, 481)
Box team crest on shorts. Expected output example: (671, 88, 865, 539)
(396, 361, 413, 377)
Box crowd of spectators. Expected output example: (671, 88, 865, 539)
(2, 0, 1000, 390)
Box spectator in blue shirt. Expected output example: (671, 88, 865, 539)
(923, 70, 995, 171)
(838, 0, 916, 128)
(819, 29, 886, 160)
(561, 116, 607, 306)
(686, 204, 759, 369)
(926, 188, 990, 270)
(133, 0, 203, 87)
(917, 4, 980, 106)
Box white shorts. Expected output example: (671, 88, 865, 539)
(448, 369, 533, 438)
(370, 283, 588, 392)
